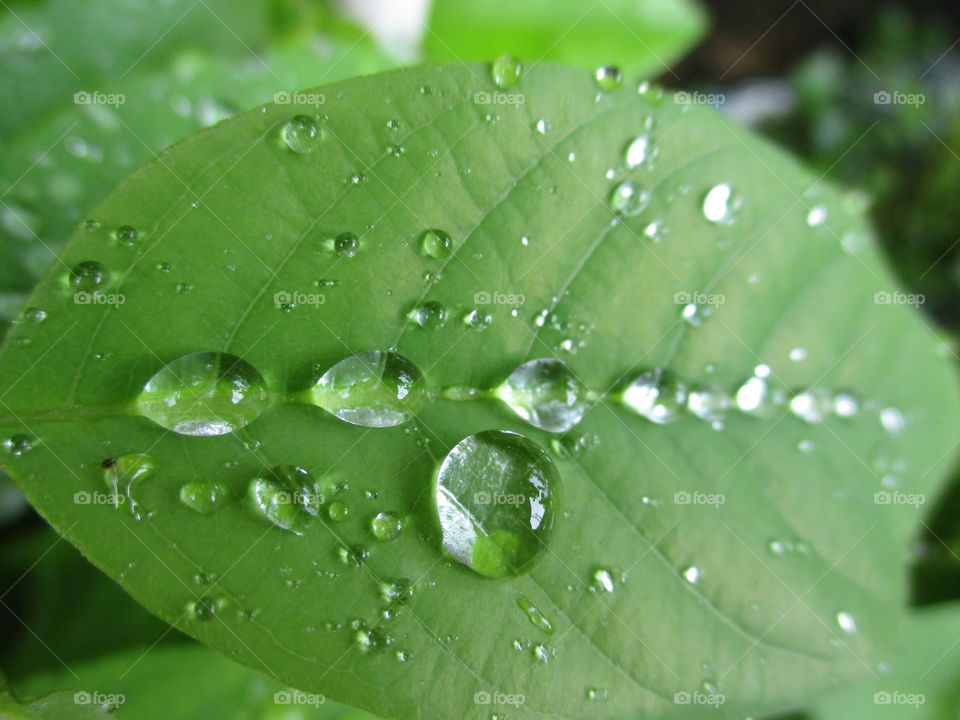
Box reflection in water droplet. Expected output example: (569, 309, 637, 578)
(334, 232, 359, 258)
(247, 465, 323, 535)
(462, 308, 492, 330)
(309, 351, 426, 428)
(408, 301, 447, 329)
(702, 184, 739, 224)
(420, 229, 453, 259)
(609, 181, 650, 215)
(594, 66, 622, 92)
(496, 358, 589, 433)
(371, 511, 405, 541)
(137, 352, 271, 436)
(622, 369, 687, 424)
(435, 430, 557, 578)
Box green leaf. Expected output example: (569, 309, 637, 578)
(424, 0, 707, 79)
(13, 642, 380, 719)
(808, 603, 960, 720)
(1, 63, 958, 719)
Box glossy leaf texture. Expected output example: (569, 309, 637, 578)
(424, 0, 706, 78)
(0, 63, 958, 719)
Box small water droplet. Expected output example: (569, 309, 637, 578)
(594, 66, 622, 92)
(880, 407, 905, 434)
(836, 611, 858, 634)
(625, 135, 650, 168)
(280, 115, 327, 153)
(682, 566, 702, 584)
(534, 118, 549, 134)
(309, 351, 426, 428)
(102, 453, 157, 519)
(495, 358, 589, 433)
(137, 352, 271, 436)
(68, 261, 109, 292)
(609, 181, 649, 215)
(115, 225, 139, 246)
(4, 434, 34, 456)
(190, 596, 220, 621)
(491, 55, 523, 89)
(789, 347, 807, 362)
(371, 511, 404, 541)
(333, 231, 359, 258)
(408, 301, 447, 329)
(806, 205, 828, 227)
(789, 389, 831, 423)
(420, 229, 453, 259)
(517, 595, 554, 634)
(622, 369, 687, 424)
(590, 567, 621, 593)
(21, 307, 46, 325)
(247, 465, 324, 534)
(179, 481, 229, 514)
(687, 386, 729, 425)
(702, 184, 740, 224)
(435, 430, 557, 578)
(833, 392, 859, 418)
(462, 308, 492, 330)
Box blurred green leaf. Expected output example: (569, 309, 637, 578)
(424, 0, 707, 78)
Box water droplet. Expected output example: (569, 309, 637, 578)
(590, 567, 621, 593)
(408, 301, 447, 329)
(334, 231, 359, 258)
(594, 66, 622, 92)
(491, 55, 523, 89)
(179, 481, 229, 514)
(102, 453, 157, 519)
(625, 135, 649, 168)
(586, 688, 607, 701)
(21, 307, 47, 325)
(534, 118, 549, 134)
(247, 465, 324, 534)
(836, 611, 858, 634)
(420, 229, 453, 259)
(371, 511, 404, 541)
(622, 369, 687, 424)
(137, 352, 271, 436)
(115, 225, 139, 246)
(327, 500, 350, 522)
(68, 261, 109, 292)
(280, 115, 327, 153)
(381, 578, 413, 604)
(735, 373, 770, 415)
(533, 644, 550, 663)
(435, 430, 557, 578)
(3, 434, 33, 456)
(609, 181, 649, 215)
(190, 596, 219, 621)
(789, 347, 807, 362)
(702, 184, 740, 224)
(309, 351, 426, 428)
(806, 205, 828, 227)
(681, 301, 712, 326)
(687, 386, 729, 425)
(337, 544, 369, 567)
(880, 407, 905, 434)
(517, 595, 554, 634)
(833, 392, 859, 418)
(682, 566, 702, 584)
(495, 358, 589, 433)
(462, 308, 492, 330)
(789, 389, 831, 423)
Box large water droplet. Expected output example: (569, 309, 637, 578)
(702, 184, 739, 224)
(495, 358, 589, 433)
(622, 369, 687, 424)
(280, 115, 327, 154)
(435, 430, 557, 578)
(137, 352, 271, 436)
(491, 55, 523, 89)
(309, 351, 426, 428)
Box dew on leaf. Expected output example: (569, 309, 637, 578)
(491, 54, 523, 89)
(687, 386, 729, 425)
(327, 500, 350, 522)
(622, 369, 687, 424)
(4, 434, 34, 456)
(408, 301, 447, 329)
(462, 308, 492, 330)
(702, 183, 740, 224)
(68, 261, 109, 292)
(179, 481, 229, 514)
(625, 135, 650, 168)
(609, 181, 649, 215)
(247, 465, 323, 535)
(517, 595, 554, 634)
(833, 392, 859, 418)
(594, 66, 622, 92)
(309, 351, 426, 428)
(420, 228, 453, 259)
(137, 351, 271, 436)
(102, 453, 157, 519)
(333, 231, 360, 258)
(495, 358, 589, 433)
(435, 430, 557, 578)
(115, 225, 139, 246)
(280, 115, 327, 153)
(371, 511, 404, 541)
